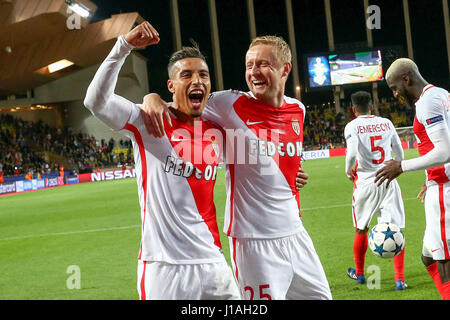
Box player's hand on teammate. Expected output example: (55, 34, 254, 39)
(125, 21, 160, 48)
(296, 166, 309, 191)
(141, 93, 173, 137)
(347, 169, 356, 182)
(374, 160, 402, 188)
(417, 184, 427, 204)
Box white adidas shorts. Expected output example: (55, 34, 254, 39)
(422, 182, 450, 261)
(352, 179, 405, 231)
(229, 228, 332, 300)
(137, 259, 242, 300)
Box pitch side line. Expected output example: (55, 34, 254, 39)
(301, 196, 418, 211)
(217, 196, 420, 218)
(0, 225, 140, 241)
(0, 197, 420, 241)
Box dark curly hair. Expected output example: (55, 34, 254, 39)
(351, 91, 372, 113)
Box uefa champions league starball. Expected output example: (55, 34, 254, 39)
(368, 222, 405, 259)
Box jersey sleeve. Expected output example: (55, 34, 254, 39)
(344, 122, 357, 177)
(416, 94, 448, 134)
(401, 127, 450, 172)
(201, 90, 239, 126)
(401, 94, 450, 172)
(84, 35, 136, 132)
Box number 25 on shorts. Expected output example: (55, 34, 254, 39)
(244, 284, 272, 300)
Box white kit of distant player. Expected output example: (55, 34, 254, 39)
(344, 114, 405, 230)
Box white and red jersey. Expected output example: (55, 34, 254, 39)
(344, 115, 403, 183)
(121, 111, 223, 264)
(202, 90, 305, 239)
(413, 85, 450, 186)
(84, 36, 224, 264)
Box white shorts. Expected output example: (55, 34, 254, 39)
(229, 228, 332, 300)
(422, 182, 450, 261)
(137, 259, 242, 300)
(352, 179, 405, 230)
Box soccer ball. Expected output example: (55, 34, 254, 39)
(368, 222, 405, 259)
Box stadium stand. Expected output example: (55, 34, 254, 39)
(1, 96, 414, 178)
(302, 97, 415, 151)
(0, 1, 148, 183)
(0, 113, 133, 178)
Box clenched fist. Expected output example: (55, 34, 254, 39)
(124, 21, 160, 48)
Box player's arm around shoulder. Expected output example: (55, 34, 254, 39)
(141, 93, 173, 137)
(200, 89, 242, 125)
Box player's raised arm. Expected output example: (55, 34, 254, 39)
(84, 22, 160, 130)
(124, 21, 160, 48)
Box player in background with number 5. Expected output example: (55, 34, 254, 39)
(344, 91, 407, 290)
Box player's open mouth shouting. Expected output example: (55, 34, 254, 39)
(188, 86, 206, 110)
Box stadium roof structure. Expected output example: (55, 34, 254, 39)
(0, 0, 144, 95)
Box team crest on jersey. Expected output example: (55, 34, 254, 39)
(291, 119, 300, 136)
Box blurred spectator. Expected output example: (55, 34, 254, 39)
(302, 97, 414, 151)
(0, 114, 133, 177)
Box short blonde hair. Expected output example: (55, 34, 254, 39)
(385, 58, 420, 82)
(249, 35, 292, 66)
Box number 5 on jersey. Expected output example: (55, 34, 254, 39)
(370, 135, 385, 164)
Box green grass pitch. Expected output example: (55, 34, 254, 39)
(0, 149, 442, 300)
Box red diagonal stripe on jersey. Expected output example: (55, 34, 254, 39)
(232, 96, 304, 213)
(414, 117, 450, 184)
(124, 123, 148, 260)
(164, 117, 222, 249)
